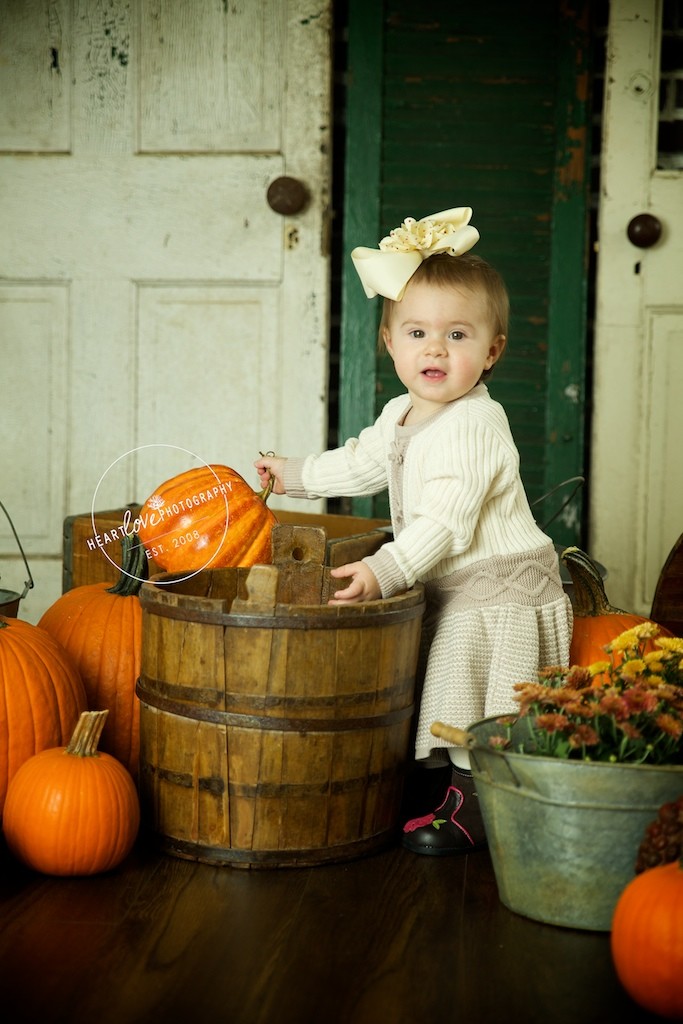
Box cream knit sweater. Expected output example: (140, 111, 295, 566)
(283, 384, 555, 599)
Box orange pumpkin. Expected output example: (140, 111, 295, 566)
(38, 533, 145, 777)
(136, 463, 276, 573)
(611, 856, 683, 1019)
(3, 710, 140, 876)
(0, 616, 87, 815)
(561, 546, 672, 665)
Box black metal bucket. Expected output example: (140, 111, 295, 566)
(0, 501, 34, 617)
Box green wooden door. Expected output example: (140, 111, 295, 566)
(340, 0, 592, 548)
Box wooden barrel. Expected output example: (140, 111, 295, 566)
(137, 525, 424, 868)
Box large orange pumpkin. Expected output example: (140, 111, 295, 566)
(136, 463, 276, 573)
(3, 709, 140, 876)
(38, 533, 145, 777)
(0, 616, 87, 814)
(561, 546, 672, 665)
(611, 856, 683, 1019)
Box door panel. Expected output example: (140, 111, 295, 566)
(135, 285, 280, 491)
(1, 284, 69, 543)
(139, 0, 284, 152)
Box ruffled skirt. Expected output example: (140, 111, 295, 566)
(413, 543, 573, 762)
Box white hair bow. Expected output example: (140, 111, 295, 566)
(351, 207, 480, 301)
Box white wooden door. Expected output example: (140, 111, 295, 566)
(590, 0, 683, 615)
(0, 0, 332, 623)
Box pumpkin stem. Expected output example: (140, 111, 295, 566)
(258, 450, 276, 504)
(66, 710, 109, 757)
(107, 532, 148, 597)
(561, 546, 626, 617)
(259, 476, 274, 504)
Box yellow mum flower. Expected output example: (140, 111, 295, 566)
(606, 623, 661, 653)
(607, 631, 637, 653)
(656, 636, 683, 654)
(632, 622, 662, 638)
(641, 673, 666, 688)
(620, 659, 646, 678)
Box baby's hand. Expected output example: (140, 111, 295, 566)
(329, 562, 381, 604)
(254, 454, 286, 495)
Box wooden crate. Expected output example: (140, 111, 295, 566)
(62, 506, 391, 591)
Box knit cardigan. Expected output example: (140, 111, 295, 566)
(283, 383, 554, 599)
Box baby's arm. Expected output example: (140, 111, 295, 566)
(329, 562, 381, 604)
(254, 455, 287, 495)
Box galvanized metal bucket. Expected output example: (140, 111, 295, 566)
(466, 715, 683, 931)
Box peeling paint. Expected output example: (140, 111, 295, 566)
(559, 502, 580, 531)
(557, 124, 587, 190)
(564, 382, 580, 404)
(111, 45, 129, 67)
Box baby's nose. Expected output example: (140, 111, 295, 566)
(424, 336, 447, 354)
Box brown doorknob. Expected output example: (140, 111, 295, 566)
(626, 213, 662, 248)
(266, 176, 310, 215)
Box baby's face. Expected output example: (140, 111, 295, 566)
(382, 278, 505, 421)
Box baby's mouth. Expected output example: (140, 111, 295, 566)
(422, 368, 446, 379)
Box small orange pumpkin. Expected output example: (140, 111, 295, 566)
(611, 856, 683, 1019)
(136, 463, 276, 573)
(0, 616, 87, 815)
(3, 709, 140, 876)
(38, 533, 146, 777)
(561, 547, 672, 665)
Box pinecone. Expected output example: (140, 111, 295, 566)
(635, 795, 683, 873)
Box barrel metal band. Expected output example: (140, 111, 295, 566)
(156, 830, 396, 867)
(138, 599, 423, 629)
(137, 674, 414, 713)
(137, 680, 413, 731)
(138, 763, 399, 798)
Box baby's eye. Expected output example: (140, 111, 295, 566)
(448, 330, 465, 341)
(409, 329, 425, 338)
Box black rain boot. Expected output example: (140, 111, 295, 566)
(401, 766, 488, 856)
(400, 761, 452, 821)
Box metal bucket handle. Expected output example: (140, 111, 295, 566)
(430, 721, 524, 787)
(531, 475, 585, 532)
(0, 500, 34, 600)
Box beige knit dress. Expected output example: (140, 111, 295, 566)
(284, 383, 573, 763)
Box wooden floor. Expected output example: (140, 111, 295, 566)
(0, 826, 664, 1024)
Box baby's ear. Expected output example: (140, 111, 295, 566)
(488, 334, 506, 365)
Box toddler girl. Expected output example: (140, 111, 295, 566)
(255, 207, 572, 855)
